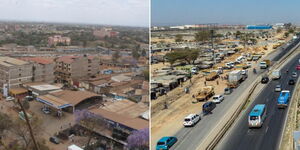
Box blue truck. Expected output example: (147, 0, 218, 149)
(277, 90, 290, 108)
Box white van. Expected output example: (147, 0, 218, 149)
(183, 114, 200, 127)
(271, 70, 281, 80)
(212, 95, 225, 103)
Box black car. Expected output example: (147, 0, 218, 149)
(289, 79, 295, 85)
(49, 136, 60, 144)
(202, 101, 216, 115)
(261, 76, 269, 84)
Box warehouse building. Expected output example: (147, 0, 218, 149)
(36, 90, 102, 113)
(246, 25, 273, 30)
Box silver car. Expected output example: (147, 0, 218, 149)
(275, 85, 281, 92)
(292, 72, 297, 78)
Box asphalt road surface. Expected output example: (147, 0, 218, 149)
(215, 53, 300, 150)
(163, 38, 300, 150)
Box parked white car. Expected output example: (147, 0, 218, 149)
(212, 95, 224, 103)
(183, 114, 201, 127)
(6, 96, 15, 101)
(246, 62, 252, 67)
(42, 107, 51, 114)
(191, 67, 198, 74)
(241, 70, 248, 75)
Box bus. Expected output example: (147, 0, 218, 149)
(277, 90, 290, 108)
(248, 104, 266, 128)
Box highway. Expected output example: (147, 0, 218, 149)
(165, 38, 300, 150)
(215, 52, 300, 150)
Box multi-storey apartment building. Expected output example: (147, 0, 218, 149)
(55, 55, 100, 84)
(93, 28, 119, 39)
(21, 57, 55, 83)
(48, 35, 71, 46)
(0, 57, 33, 90)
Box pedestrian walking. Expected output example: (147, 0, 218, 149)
(204, 81, 207, 86)
(185, 87, 189, 93)
(216, 80, 219, 85)
(164, 101, 168, 109)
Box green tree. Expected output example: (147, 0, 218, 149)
(10, 116, 43, 150)
(175, 34, 183, 42)
(165, 51, 181, 66)
(276, 28, 282, 33)
(182, 49, 199, 64)
(141, 49, 147, 57)
(289, 28, 294, 33)
(165, 49, 199, 66)
(215, 34, 223, 38)
(112, 51, 120, 63)
(194, 31, 210, 42)
(143, 69, 149, 81)
(284, 32, 289, 37)
(132, 49, 140, 60)
(235, 30, 242, 39)
(0, 112, 13, 149)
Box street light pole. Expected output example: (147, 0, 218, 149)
(210, 29, 215, 64)
(17, 99, 39, 150)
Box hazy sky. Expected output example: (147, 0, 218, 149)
(0, 0, 149, 27)
(152, 0, 300, 26)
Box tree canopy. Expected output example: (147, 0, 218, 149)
(194, 30, 211, 42)
(165, 49, 199, 66)
(175, 34, 183, 42)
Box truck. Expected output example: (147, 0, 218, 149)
(277, 90, 290, 108)
(235, 63, 250, 69)
(273, 43, 283, 49)
(196, 86, 215, 101)
(259, 60, 271, 69)
(227, 70, 245, 88)
(271, 69, 281, 80)
(205, 72, 218, 81)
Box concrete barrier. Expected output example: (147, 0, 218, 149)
(279, 69, 300, 150)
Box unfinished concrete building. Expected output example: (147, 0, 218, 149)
(21, 57, 55, 83)
(55, 55, 100, 84)
(0, 57, 33, 90)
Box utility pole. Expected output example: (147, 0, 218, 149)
(17, 99, 39, 150)
(210, 29, 215, 64)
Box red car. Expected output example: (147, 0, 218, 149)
(297, 65, 300, 70)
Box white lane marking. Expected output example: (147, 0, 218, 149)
(265, 126, 269, 133)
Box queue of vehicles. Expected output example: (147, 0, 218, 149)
(156, 57, 300, 150)
(247, 60, 300, 129)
